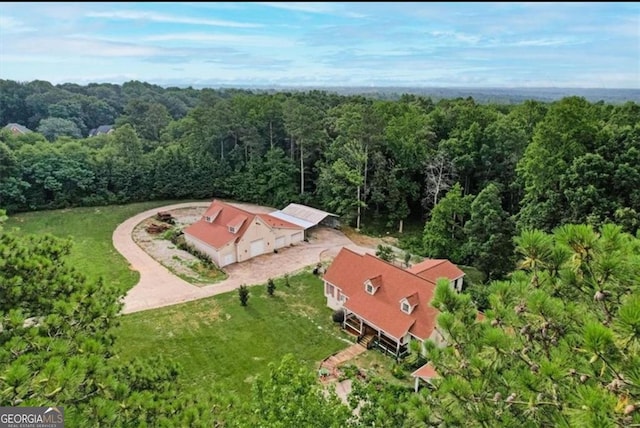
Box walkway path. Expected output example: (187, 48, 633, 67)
(319, 343, 367, 379)
(113, 202, 374, 314)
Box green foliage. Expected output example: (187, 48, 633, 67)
(228, 354, 352, 428)
(422, 183, 473, 262)
(464, 182, 515, 280)
(375, 244, 394, 262)
(0, 229, 216, 426)
(238, 284, 250, 306)
(419, 224, 640, 427)
(403, 251, 412, 267)
(36, 117, 82, 141)
(348, 376, 415, 427)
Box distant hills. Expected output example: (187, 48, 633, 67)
(190, 85, 640, 104)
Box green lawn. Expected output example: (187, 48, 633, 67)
(4, 200, 204, 291)
(114, 272, 351, 398)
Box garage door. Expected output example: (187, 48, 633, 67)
(275, 236, 285, 248)
(291, 232, 303, 243)
(223, 252, 235, 266)
(250, 239, 265, 257)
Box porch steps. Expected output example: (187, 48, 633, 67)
(358, 334, 375, 349)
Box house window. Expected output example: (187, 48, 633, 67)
(338, 292, 347, 303)
(325, 283, 335, 298)
(205, 216, 212, 223)
(366, 283, 374, 295)
(401, 302, 411, 314)
(228, 226, 236, 233)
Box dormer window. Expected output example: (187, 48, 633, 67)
(205, 209, 221, 223)
(401, 301, 410, 313)
(228, 226, 237, 234)
(400, 293, 419, 314)
(364, 275, 382, 295)
(365, 282, 375, 295)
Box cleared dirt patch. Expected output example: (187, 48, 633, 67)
(132, 206, 226, 285)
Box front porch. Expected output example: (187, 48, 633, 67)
(342, 312, 409, 359)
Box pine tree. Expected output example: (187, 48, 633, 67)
(417, 224, 640, 426)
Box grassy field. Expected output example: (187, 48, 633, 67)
(4, 200, 204, 291)
(113, 272, 352, 398)
(3, 200, 411, 400)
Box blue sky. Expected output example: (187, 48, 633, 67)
(1, 2, 638, 88)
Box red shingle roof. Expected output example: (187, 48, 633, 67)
(408, 259, 464, 282)
(323, 248, 441, 340)
(183, 200, 255, 249)
(405, 292, 420, 308)
(411, 362, 439, 380)
(226, 214, 247, 230)
(184, 200, 303, 249)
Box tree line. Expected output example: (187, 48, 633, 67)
(1, 80, 639, 281)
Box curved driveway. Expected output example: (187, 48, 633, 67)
(114, 202, 374, 314)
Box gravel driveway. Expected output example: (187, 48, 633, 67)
(114, 201, 374, 314)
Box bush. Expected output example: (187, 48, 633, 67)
(267, 278, 275, 296)
(161, 227, 182, 242)
(238, 284, 249, 306)
(391, 363, 406, 380)
(332, 308, 345, 323)
(376, 244, 394, 262)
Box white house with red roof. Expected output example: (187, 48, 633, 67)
(322, 248, 465, 358)
(183, 200, 304, 267)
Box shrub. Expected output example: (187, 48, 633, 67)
(267, 278, 275, 296)
(376, 244, 394, 262)
(391, 363, 406, 380)
(332, 308, 345, 323)
(238, 284, 249, 306)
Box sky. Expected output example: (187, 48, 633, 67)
(0, 2, 638, 88)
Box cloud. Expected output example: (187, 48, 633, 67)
(0, 15, 35, 33)
(429, 30, 481, 44)
(143, 32, 296, 48)
(9, 36, 164, 57)
(253, 2, 366, 18)
(85, 10, 262, 28)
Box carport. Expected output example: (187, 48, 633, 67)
(269, 203, 340, 238)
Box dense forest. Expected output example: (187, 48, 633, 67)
(1, 79, 639, 276)
(1, 79, 639, 425)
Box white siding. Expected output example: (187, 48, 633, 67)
(183, 233, 221, 266)
(250, 239, 265, 257)
(223, 252, 235, 266)
(275, 236, 286, 248)
(324, 281, 342, 310)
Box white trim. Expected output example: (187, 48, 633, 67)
(401, 301, 411, 314)
(365, 282, 375, 294)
